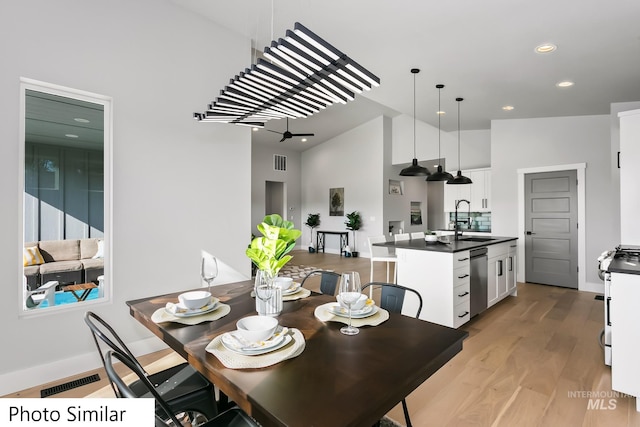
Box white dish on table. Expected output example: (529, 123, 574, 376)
(326, 303, 378, 319)
(178, 290, 212, 310)
(221, 327, 291, 355)
(281, 282, 302, 295)
(166, 297, 219, 318)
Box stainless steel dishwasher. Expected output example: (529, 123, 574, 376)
(469, 247, 488, 317)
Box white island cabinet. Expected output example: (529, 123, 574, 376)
(396, 248, 471, 328)
(487, 241, 518, 307)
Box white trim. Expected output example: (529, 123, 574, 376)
(18, 77, 114, 317)
(0, 337, 168, 396)
(517, 163, 588, 291)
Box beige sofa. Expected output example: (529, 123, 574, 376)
(24, 238, 104, 289)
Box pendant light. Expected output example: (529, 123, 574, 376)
(400, 69, 430, 176)
(448, 97, 473, 184)
(426, 84, 454, 181)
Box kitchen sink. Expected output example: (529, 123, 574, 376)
(459, 237, 495, 242)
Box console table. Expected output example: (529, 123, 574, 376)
(316, 230, 349, 256)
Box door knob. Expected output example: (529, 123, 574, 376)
(526, 231, 535, 235)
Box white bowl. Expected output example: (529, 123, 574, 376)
(425, 234, 438, 242)
(236, 315, 278, 343)
(274, 276, 294, 290)
(179, 291, 212, 310)
(337, 293, 368, 311)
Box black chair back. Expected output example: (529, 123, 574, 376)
(105, 350, 259, 427)
(84, 311, 146, 396)
(300, 270, 341, 295)
(362, 282, 423, 318)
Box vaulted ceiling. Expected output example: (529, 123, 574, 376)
(180, 0, 640, 150)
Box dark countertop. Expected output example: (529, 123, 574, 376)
(374, 236, 518, 253)
(608, 257, 640, 275)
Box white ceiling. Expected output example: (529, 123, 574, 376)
(176, 0, 640, 151)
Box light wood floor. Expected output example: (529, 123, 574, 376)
(6, 250, 640, 426)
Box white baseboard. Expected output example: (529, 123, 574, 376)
(580, 280, 604, 294)
(0, 337, 168, 397)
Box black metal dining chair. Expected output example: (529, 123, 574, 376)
(104, 350, 258, 427)
(84, 311, 218, 424)
(361, 282, 423, 427)
(299, 269, 341, 295)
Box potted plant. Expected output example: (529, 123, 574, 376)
(246, 214, 302, 279)
(305, 213, 320, 253)
(344, 211, 362, 257)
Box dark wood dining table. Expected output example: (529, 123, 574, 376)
(126, 281, 468, 427)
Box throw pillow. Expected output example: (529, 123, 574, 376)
(92, 239, 104, 259)
(23, 246, 44, 266)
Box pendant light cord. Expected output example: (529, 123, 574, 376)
(438, 87, 441, 163)
(456, 97, 464, 170)
(413, 72, 417, 157)
(457, 99, 461, 169)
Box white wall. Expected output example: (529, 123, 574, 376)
(491, 115, 617, 290)
(301, 117, 385, 255)
(392, 114, 490, 170)
(0, 0, 251, 394)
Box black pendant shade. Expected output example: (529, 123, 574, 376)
(427, 84, 453, 182)
(400, 158, 430, 176)
(400, 69, 430, 177)
(448, 169, 473, 184)
(428, 164, 454, 181)
(447, 97, 473, 185)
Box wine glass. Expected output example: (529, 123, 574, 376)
(339, 271, 362, 335)
(200, 255, 218, 294)
(254, 270, 274, 316)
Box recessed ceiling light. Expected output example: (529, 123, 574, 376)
(301, 138, 308, 142)
(502, 105, 515, 111)
(556, 80, 574, 88)
(437, 111, 445, 115)
(535, 43, 557, 54)
(74, 117, 90, 123)
(65, 134, 79, 138)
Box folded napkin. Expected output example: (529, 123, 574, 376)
(314, 302, 389, 327)
(206, 328, 305, 369)
(151, 303, 230, 325)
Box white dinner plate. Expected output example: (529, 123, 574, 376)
(221, 330, 292, 356)
(281, 282, 302, 296)
(327, 303, 378, 319)
(167, 298, 219, 318)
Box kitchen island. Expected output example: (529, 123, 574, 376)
(374, 236, 518, 328)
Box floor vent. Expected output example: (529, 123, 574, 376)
(40, 373, 100, 398)
(595, 294, 604, 300)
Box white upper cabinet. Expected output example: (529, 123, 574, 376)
(444, 181, 471, 212)
(469, 169, 491, 212)
(444, 168, 491, 212)
(619, 109, 640, 245)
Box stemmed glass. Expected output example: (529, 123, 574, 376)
(339, 271, 362, 335)
(254, 270, 274, 316)
(200, 254, 218, 294)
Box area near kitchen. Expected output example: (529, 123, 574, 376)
(375, 236, 517, 328)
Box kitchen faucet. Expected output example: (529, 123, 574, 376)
(454, 199, 470, 240)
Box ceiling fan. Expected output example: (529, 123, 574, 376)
(265, 118, 314, 142)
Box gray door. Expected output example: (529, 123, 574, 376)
(524, 170, 578, 288)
